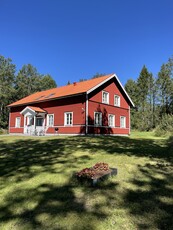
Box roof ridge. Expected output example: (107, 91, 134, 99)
(30, 74, 113, 94)
(8, 73, 116, 107)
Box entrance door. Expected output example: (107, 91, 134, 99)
(35, 117, 44, 134)
(36, 117, 43, 126)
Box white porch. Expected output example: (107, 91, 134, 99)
(20, 106, 47, 136)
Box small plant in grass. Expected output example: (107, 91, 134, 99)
(76, 162, 110, 179)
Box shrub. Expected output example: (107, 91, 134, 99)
(155, 114, 173, 136)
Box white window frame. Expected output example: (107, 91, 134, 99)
(47, 114, 54, 127)
(94, 112, 102, 126)
(120, 116, 126, 128)
(27, 116, 33, 126)
(64, 112, 73, 126)
(15, 117, 21, 128)
(102, 91, 109, 104)
(108, 114, 115, 127)
(114, 95, 120, 107)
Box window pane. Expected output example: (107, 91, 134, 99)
(65, 112, 72, 125)
(114, 95, 120, 106)
(109, 115, 114, 127)
(16, 117, 20, 127)
(48, 115, 54, 126)
(103, 91, 109, 103)
(95, 112, 102, 125)
(120, 116, 126, 128)
(36, 118, 43, 126)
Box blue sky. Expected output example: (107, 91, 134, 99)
(0, 0, 173, 86)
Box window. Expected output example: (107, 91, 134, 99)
(47, 114, 54, 127)
(94, 112, 102, 126)
(36, 117, 43, 126)
(64, 112, 73, 125)
(45, 93, 55, 99)
(120, 116, 126, 128)
(108, 114, 115, 127)
(27, 116, 33, 126)
(102, 91, 109, 104)
(15, 117, 21, 128)
(114, 95, 120, 107)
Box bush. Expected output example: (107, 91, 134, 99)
(0, 129, 8, 135)
(155, 114, 173, 136)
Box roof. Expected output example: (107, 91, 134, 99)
(20, 106, 46, 115)
(8, 74, 134, 107)
(27, 106, 46, 113)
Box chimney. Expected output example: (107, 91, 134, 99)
(73, 82, 77, 86)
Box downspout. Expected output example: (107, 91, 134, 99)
(85, 93, 88, 135)
(129, 105, 130, 135)
(8, 107, 11, 134)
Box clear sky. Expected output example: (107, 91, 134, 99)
(0, 0, 173, 86)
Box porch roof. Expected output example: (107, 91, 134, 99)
(20, 106, 47, 115)
(28, 106, 46, 113)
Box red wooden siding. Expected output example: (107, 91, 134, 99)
(9, 77, 131, 135)
(9, 95, 86, 134)
(87, 78, 130, 135)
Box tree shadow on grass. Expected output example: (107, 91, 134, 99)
(81, 135, 173, 163)
(0, 138, 91, 182)
(123, 163, 173, 230)
(0, 135, 173, 229)
(0, 137, 119, 229)
(0, 176, 119, 229)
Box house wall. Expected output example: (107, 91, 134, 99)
(87, 78, 130, 135)
(9, 78, 131, 135)
(9, 95, 86, 134)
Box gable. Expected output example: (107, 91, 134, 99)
(88, 76, 134, 108)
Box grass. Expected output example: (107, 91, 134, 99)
(0, 132, 173, 230)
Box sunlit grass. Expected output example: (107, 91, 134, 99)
(0, 133, 173, 230)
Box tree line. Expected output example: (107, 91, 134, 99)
(125, 56, 173, 135)
(1, 53, 173, 134)
(0, 55, 57, 129)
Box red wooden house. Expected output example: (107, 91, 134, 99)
(8, 74, 134, 135)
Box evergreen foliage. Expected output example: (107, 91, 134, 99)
(0, 55, 57, 129)
(125, 56, 173, 134)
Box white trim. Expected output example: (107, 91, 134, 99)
(87, 75, 114, 94)
(10, 125, 85, 128)
(87, 124, 129, 129)
(20, 106, 35, 115)
(120, 116, 126, 128)
(129, 106, 130, 134)
(85, 94, 88, 134)
(15, 117, 21, 128)
(114, 94, 120, 107)
(47, 114, 54, 127)
(102, 90, 109, 104)
(64, 112, 73, 126)
(108, 114, 115, 127)
(94, 112, 102, 126)
(7, 133, 129, 137)
(86, 74, 134, 107)
(114, 74, 135, 107)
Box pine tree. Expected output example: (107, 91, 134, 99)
(0, 55, 16, 128)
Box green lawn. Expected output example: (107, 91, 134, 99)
(0, 132, 173, 230)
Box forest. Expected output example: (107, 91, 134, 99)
(0, 55, 57, 129)
(0, 54, 173, 135)
(125, 55, 173, 135)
